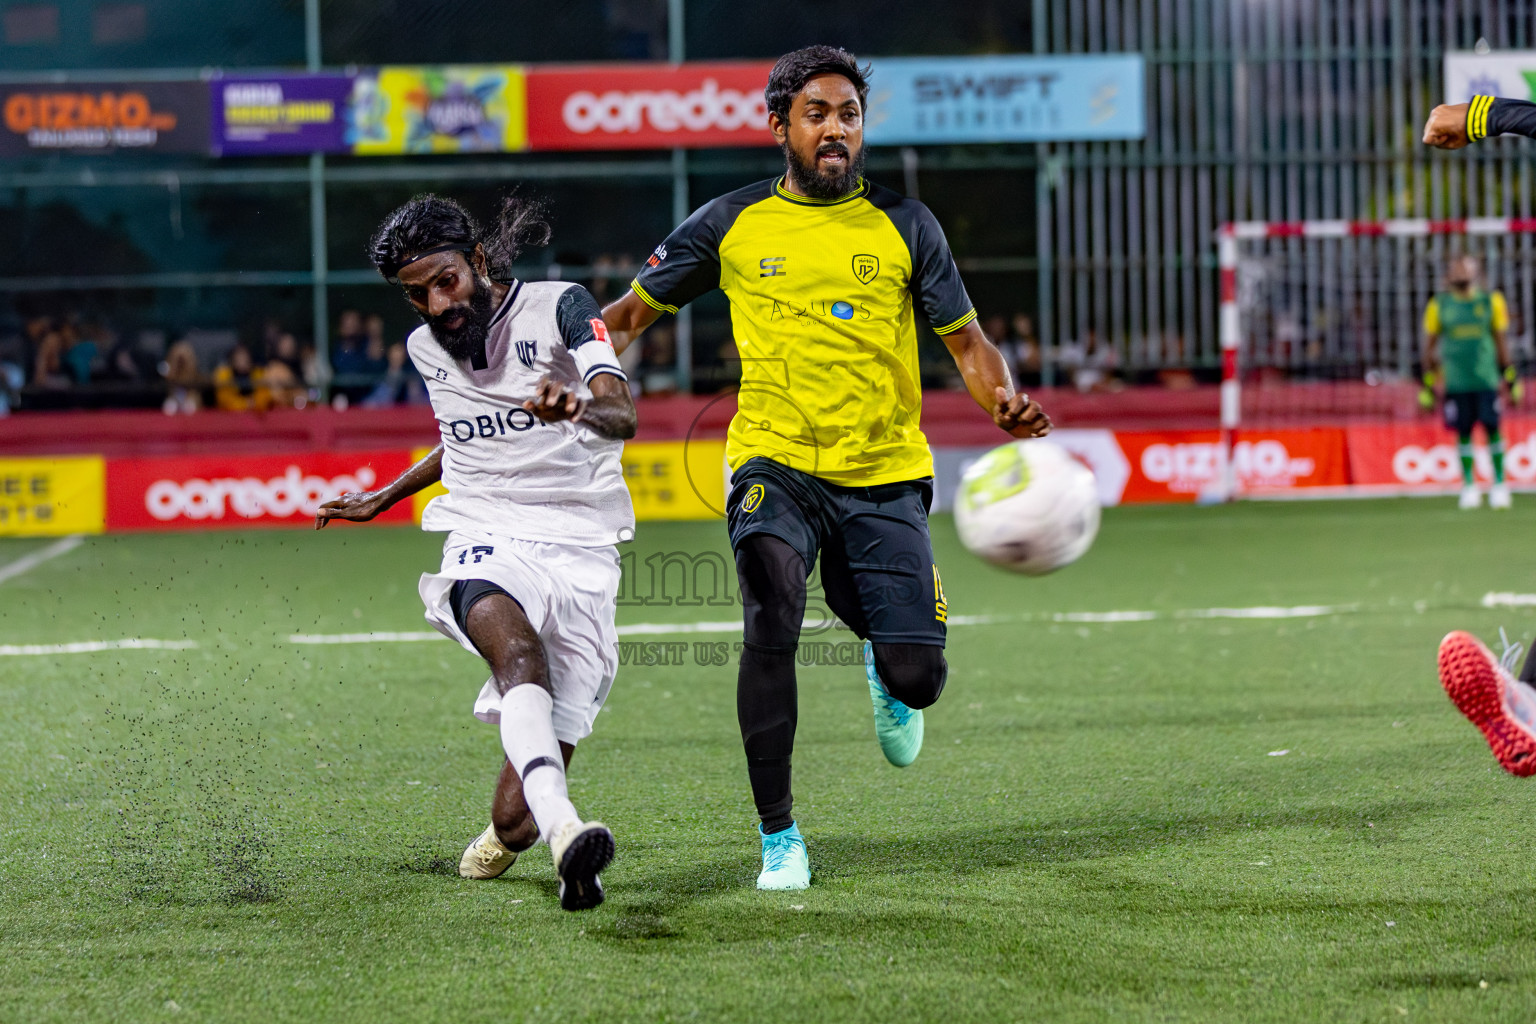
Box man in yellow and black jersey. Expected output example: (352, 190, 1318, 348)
(604, 45, 1052, 891)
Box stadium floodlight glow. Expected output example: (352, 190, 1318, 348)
(1213, 216, 1536, 502)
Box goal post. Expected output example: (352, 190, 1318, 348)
(1214, 217, 1536, 500)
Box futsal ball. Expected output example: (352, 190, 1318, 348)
(954, 440, 1101, 575)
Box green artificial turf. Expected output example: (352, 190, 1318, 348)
(3, 499, 1536, 1022)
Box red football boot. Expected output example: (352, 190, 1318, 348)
(1438, 630, 1536, 777)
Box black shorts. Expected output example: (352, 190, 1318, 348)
(1444, 390, 1501, 437)
(726, 456, 946, 647)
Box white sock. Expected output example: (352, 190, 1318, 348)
(499, 684, 580, 841)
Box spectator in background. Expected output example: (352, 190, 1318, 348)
(1058, 328, 1121, 393)
(330, 309, 369, 379)
(1006, 313, 1042, 388)
(161, 336, 203, 413)
(363, 315, 390, 378)
(637, 323, 679, 395)
(31, 318, 70, 389)
(263, 331, 309, 408)
(361, 341, 428, 407)
(1154, 332, 1198, 390)
(103, 330, 156, 383)
(213, 342, 272, 412)
(0, 318, 24, 415)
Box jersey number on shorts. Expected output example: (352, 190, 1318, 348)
(459, 545, 494, 565)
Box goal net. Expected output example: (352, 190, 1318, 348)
(1215, 218, 1536, 499)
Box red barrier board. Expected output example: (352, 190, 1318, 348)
(106, 451, 414, 531)
(525, 62, 776, 151)
(1346, 418, 1536, 489)
(1116, 428, 1349, 503)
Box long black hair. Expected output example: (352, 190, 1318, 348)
(368, 192, 551, 283)
(764, 45, 872, 122)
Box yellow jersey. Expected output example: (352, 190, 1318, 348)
(631, 176, 977, 486)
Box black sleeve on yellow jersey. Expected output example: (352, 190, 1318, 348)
(868, 187, 978, 336)
(631, 179, 775, 314)
(1475, 96, 1536, 141)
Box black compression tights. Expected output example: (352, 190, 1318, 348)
(734, 535, 948, 834)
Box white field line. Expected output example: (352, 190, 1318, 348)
(289, 631, 445, 644)
(1483, 592, 1536, 609)
(617, 620, 742, 636)
(284, 604, 1360, 643)
(0, 638, 198, 656)
(0, 535, 84, 585)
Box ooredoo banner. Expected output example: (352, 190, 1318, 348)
(1347, 419, 1536, 490)
(0, 81, 210, 154)
(525, 62, 776, 150)
(107, 452, 415, 531)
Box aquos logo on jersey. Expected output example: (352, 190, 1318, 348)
(768, 297, 872, 324)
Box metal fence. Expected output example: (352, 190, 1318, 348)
(1035, 0, 1536, 381)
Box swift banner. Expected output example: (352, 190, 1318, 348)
(348, 66, 527, 155)
(865, 54, 1145, 145)
(0, 81, 209, 154)
(211, 74, 352, 156)
(1443, 51, 1536, 103)
(525, 62, 775, 150)
(107, 452, 415, 531)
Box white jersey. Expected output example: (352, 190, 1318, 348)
(408, 280, 633, 547)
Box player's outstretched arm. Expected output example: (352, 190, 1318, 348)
(314, 444, 443, 529)
(1425, 96, 1536, 148)
(523, 373, 636, 440)
(941, 321, 1052, 438)
(601, 291, 664, 357)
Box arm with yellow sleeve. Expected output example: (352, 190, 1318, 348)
(1491, 290, 1522, 405)
(1421, 297, 1441, 412)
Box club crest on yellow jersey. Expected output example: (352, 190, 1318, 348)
(852, 254, 879, 284)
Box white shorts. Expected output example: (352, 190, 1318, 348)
(418, 530, 621, 745)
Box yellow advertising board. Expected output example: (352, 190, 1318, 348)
(410, 447, 449, 524)
(0, 456, 105, 536)
(623, 439, 726, 521)
(349, 66, 527, 155)
(411, 441, 726, 525)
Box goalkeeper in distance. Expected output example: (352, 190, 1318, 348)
(1419, 253, 1517, 510)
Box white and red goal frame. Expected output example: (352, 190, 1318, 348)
(1215, 216, 1536, 499)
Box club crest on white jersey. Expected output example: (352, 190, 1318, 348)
(408, 280, 633, 547)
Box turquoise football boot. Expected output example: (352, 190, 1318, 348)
(866, 640, 923, 766)
(756, 822, 810, 890)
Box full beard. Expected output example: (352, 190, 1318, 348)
(427, 277, 496, 362)
(784, 140, 866, 200)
